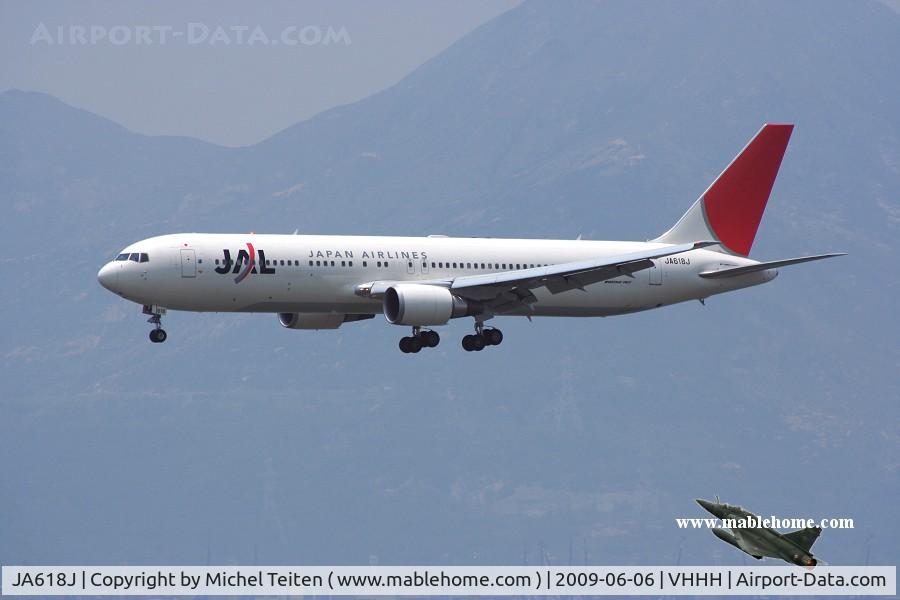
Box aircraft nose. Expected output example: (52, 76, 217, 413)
(97, 262, 119, 292)
(696, 499, 715, 512)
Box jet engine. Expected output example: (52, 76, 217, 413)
(278, 313, 377, 330)
(383, 284, 481, 326)
(793, 554, 818, 567)
(278, 313, 344, 329)
(711, 528, 743, 551)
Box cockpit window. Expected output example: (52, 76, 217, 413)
(116, 253, 129, 261)
(139, 253, 149, 263)
(129, 253, 140, 262)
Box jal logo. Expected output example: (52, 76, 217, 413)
(214, 243, 275, 283)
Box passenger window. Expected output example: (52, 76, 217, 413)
(349, 261, 353, 267)
(384, 262, 389, 267)
(481, 263, 485, 269)
(452, 262, 457, 268)
(331, 261, 335, 266)
(431, 262, 436, 268)
(363, 261, 368, 267)
(309, 260, 313, 266)
(467, 263, 471, 269)
(316, 261, 321, 266)
(377, 261, 382, 267)
(342, 261, 346, 267)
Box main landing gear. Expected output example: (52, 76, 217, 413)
(461, 321, 503, 352)
(143, 305, 168, 343)
(399, 327, 440, 353)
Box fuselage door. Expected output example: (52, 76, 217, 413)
(649, 260, 662, 285)
(407, 260, 416, 275)
(180, 248, 197, 278)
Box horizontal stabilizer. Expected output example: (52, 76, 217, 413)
(698, 253, 846, 279)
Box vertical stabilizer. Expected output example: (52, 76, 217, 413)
(655, 124, 794, 256)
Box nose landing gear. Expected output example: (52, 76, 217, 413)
(399, 327, 440, 353)
(143, 305, 168, 343)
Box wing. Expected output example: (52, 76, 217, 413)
(731, 529, 778, 559)
(358, 241, 714, 312)
(783, 527, 822, 552)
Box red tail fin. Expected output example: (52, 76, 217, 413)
(655, 124, 794, 256)
(703, 124, 793, 255)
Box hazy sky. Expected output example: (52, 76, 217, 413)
(0, 0, 518, 146)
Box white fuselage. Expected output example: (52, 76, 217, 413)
(97, 233, 775, 319)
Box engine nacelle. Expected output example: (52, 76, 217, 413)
(278, 312, 345, 330)
(711, 528, 742, 550)
(793, 554, 818, 567)
(383, 284, 480, 326)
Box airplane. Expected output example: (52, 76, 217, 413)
(696, 497, 823, 567)
(97, 123, 843, 353)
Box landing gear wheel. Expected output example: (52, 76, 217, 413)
(462, 335, 475, 351)
(421, 330, 440, 348)
(399, 336, 422, 353)
(144, 305, 167, 344)
(483, 328, 503, 346)
(471, 334, 486, 351)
